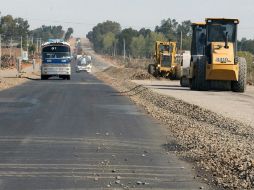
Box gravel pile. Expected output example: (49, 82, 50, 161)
(95, 66, 254, 189)
(103, 66, 155, 80)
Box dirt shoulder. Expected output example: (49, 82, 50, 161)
(0, 63, 40, 91)
(91, 54, 254, 189)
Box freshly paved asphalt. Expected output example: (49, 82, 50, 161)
(0, 65, 210, 189)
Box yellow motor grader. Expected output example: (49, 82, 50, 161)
(188, 18, 247, 92)
(148, 41, 181, 79)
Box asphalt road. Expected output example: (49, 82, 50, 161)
(0, 66, 209, 189)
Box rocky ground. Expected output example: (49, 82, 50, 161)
(92, 57, 254, 189)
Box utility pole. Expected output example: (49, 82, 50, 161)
(113, 42, 116, 57)
(180, 31, 183, 52)
(21, 36, 23, 59)
(123, 38, 126, 60)
(36, 38, 39, 54)
(39, 38, 41, 53)
(0, 34, 2, 68)
(9, 37, 12, 58)
(0, 11, 2, 69)
(26, 34, 29, 52)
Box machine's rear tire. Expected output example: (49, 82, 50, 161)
(231, 57, 247, 92)
(195, 57, 210, 91)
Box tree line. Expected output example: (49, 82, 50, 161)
(0, 14, 74, 51)
(87, 19, 254, 60)
(86, 19, 192, 58)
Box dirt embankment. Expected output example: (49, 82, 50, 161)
(93, 61, 254, 189)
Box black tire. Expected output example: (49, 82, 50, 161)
(148, 64, 155, 75)
(210, 80, 231, 91)
(231, 57, 247, 92)
(66, 75, 71, 80)
(192, 57, 210, 91)
(41, 75, 48, 80)
(180, 77, 189, 87)
(190, 63, 198, 90)
(148, 64, 159, 77)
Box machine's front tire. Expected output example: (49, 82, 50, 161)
(148, 64, 155, 75)
(231, 57, 247, 92)
(148, 64, 158, 77)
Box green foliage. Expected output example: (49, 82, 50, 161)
(0, 15, 30, 47)
(155, 18, 192, 50)
(64, 27, 74, 41)
(102, 32, 116, 54)
(238, 51, 253, 65)
(238, 38, 254, 54)
(130, 35, 146, 58)
(145, 32, 166, 57)
(30, 25, 65, 42)
(86, 20, 121, 53)
(155, 18, 178, 41)
(117, 28, 139, 55)
(87, 18, 192, 58)
(29, 44, 36, 53)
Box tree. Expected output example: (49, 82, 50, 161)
(64, 27, 74, 41)
(145, 32, 166, 58)
(102, 32, 116, 54)
(117, 28, 139, 56)
(238, 38, 254, 54)
(30, 25, 65, 42)
(130, 35, 146, 58)
(86, 20, 121, 53)
(155, 18, 192, 50)
(0, 15, 30, 48)
(176, 20, 192, 50)
(139, 28, 152, 37)
(155, 18, 178, 41)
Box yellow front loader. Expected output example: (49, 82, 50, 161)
(148, 41, 181, 79)
(189, 18, 247, 92)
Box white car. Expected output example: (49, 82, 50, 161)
(76, 57, 92, 73)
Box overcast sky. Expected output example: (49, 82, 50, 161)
(1, 0, 254, 39)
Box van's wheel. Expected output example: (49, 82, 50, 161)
(41, 75, 48, 80)
(180, 77, 189, 87)
(232, 57, 247, 92)
(66, 75, 71, 80)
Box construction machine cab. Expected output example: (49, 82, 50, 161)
(191, 23, 206, 56)
(205, 18, 239, 65)
(189, 18, 246, 92)
(148, 41, 180, 79)
(154, 41, 176, 68)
